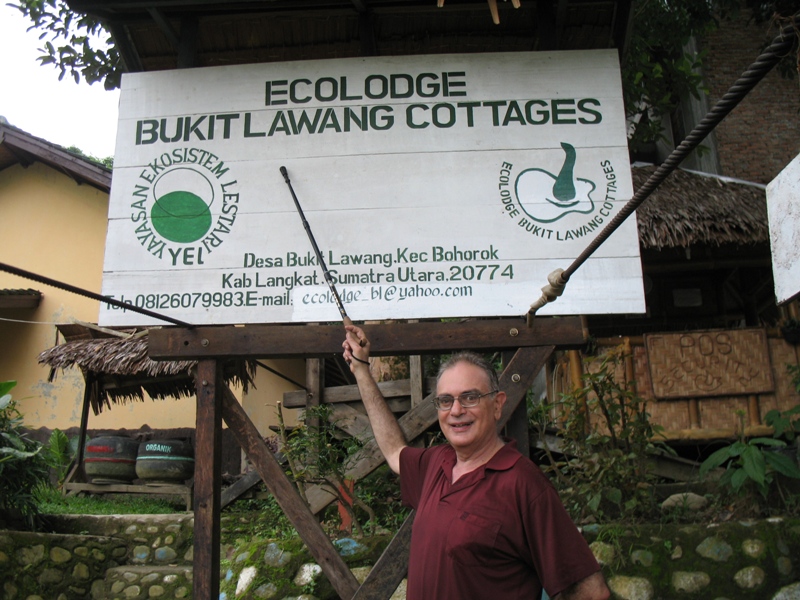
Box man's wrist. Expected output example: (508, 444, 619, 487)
(351, 355, 370, 366)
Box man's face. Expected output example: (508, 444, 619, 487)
(436, 361, 506, 455)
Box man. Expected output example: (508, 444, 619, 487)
(343, 325, 610, 600)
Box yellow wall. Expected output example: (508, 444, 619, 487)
(243, 359, 304, 438)
(0, 162, 108, 428)
(1, 161, 304, 437)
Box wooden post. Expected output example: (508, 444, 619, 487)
(409, 355, 424, 408)
(503, 350, 529, 457)
(688, 399, 701, 429)
(64, 372, 94, 488)
(748, 394, 761, 426)
(306, 357, 323, 475)
(568, 349, 586, 431)
(193, 359, 222, 600)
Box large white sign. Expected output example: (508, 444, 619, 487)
(766, 153, 800, 305)
(100, 50, 644, 326)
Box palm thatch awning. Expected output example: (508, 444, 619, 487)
(633, 165, 769, 250)
(38, 328, 255, 415)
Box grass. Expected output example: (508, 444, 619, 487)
(34, 484, 183, 515)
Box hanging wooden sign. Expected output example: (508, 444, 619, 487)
(644, 329, 774, 399)
(99, 50, 643, 326)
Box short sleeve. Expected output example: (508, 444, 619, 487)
(524, 485, 600, 597)
(399, 445, 433, 509)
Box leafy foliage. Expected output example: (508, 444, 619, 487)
(65, 145, 113, 169)
(534, 347, 666, 523)
(622, 0, 722, 152)
(44, 428, 73, 486)
(10, 0, 122, 89)
(700, 437, 800, 497)
(283, 404, 378, 536)
(700, 409, 800, 502)
(0, 381, 51, 528)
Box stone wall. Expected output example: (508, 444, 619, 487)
(1, 514, 799, 599)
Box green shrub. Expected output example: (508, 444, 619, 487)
(700, 410, 800, 503)
(0, 381, 50, 528)
(534, 347, 666, 523)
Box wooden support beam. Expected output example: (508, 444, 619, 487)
(220, 470, 262, 509)
(220, 386, 360, 600)
(148, 317, 585, 360)
(352, 511, 415, 600)
(283, 377, 435, 408)
(193, 359, 222, 600)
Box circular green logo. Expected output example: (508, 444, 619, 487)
(151, 167, 214, 243)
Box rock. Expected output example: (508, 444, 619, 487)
(734, 566, 765, 589)
(661, 492, 708, 512)
(389, 579, 407, 600)
(589, 541, 616, 566)
(351, 566, 372, 584)
(253, 582, 278, 599)
(631, 550, 653, 567)
(696, 536, 733, 562)
(154, 547, 177, 562)
(50, 547, 72, 564)
(293, 563, 322, 587)
(672, 571, 711, 593)
(72, 562, 91, 580)
(742, 538, 766, 558)
(670, 545, 683, 560)
(777, 556, 793, 576)
(608, 575, 654, 600)
(132, 545, 151, 563)
(334, 537, 366, 557)
(236, 566, 257, 596)
(38, 568, 64, 585)
(773, 582, 800, 600)
(18, 545, 45, 566)
(264, 542, 292, 568)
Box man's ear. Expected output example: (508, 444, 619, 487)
(493, 391, 507, 418)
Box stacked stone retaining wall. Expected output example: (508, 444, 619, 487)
(1, 514, 799, 599)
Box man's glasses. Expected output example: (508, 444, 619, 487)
(432, 390, 497, 411)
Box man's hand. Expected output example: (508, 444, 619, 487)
(343, 324, 370, 372)
(554, 571, 610, 600)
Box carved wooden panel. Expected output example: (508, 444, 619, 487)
(645, 329, 774, 399)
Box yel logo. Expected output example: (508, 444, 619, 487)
(515, 142, 596, 224)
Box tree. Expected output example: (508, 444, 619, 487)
(11, 0, 122, 89)
(10, 0, 798, 148)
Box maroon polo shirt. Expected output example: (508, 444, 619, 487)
(400, 441, 599, 599)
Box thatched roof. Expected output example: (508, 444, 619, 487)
(38, 332, 255, 415)
(633, 165, 769, 250)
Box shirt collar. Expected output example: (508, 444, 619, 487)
(440, 438, 522, 476)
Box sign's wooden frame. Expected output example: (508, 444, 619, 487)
(149, 316, 584, 599)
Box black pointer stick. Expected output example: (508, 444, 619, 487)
(280, 166, 365, 345)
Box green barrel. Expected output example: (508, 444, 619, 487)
(135, 439, 195, 484)
(84, 436, 139, 484)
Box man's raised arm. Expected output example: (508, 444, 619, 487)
(342, 325, 407, 474)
